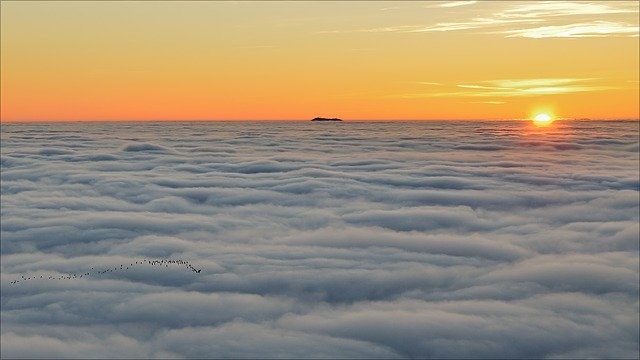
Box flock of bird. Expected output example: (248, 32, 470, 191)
(8, 259, 202, 284)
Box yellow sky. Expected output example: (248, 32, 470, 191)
(1, 1, 638, 121)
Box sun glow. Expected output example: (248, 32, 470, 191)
(533, 113, 553, 126)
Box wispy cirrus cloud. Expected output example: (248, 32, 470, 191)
(379, 6, 402, 11)
(468, 78, 615, 97)
(502, 21, 639, 38)
(472, 101, 506, 104)
(402, 78, 615, 98)
(437, 1, 477, 8)
(407, 18, 543, 33)
(425, 2, 639, 37)
(318, 1, 639, 38)
(319, 18, 540, 35)
(489, 78, 595, 88)
(495, 1, 638, 19)
(457, 84, 509, 90)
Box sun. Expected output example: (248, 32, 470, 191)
(533, 113, 553, 126)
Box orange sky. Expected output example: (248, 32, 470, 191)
(1, 1, 638, 121)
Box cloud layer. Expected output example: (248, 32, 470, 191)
(1, 120, 639, 358)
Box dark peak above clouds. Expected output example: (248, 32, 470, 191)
(311, 117, 342, 122)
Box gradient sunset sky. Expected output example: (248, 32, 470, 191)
(1, 1, 638, 121)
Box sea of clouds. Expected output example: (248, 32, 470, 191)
(1, 120, 638, 358)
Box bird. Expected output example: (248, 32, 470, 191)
(10, 258, 202, 284)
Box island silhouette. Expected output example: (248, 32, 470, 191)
(311, 117, 342, 122)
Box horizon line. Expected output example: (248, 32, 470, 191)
(1, 118, 639, 123)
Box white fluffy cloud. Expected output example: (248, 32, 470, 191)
(1, 120, 638, 358)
